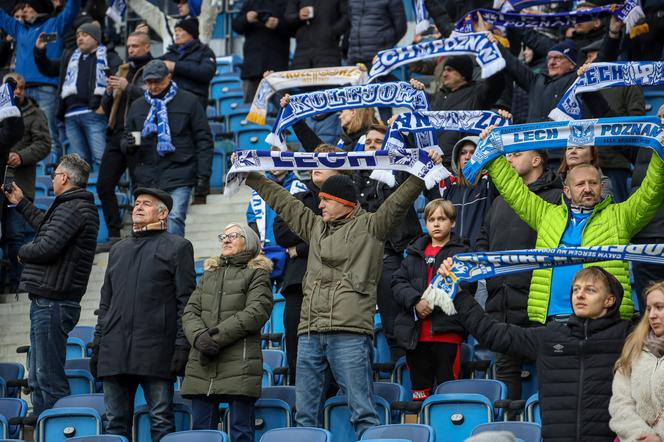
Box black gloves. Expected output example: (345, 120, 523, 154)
(121, 132, 140, 155)
(193, 177, 210, 205)
(4, 76, 16, 90)
(170, 345, 190, 377)
(194, 328, 220, 356)
(89, 343, 99, 379)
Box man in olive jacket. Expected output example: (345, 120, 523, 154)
(91, 187, 196, 441)
(245, 169, 426, 437)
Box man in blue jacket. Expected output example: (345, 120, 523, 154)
(0, 0, 81, 159)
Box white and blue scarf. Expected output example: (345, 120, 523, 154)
(414, 0, 431, 34)
(61, 45, 108, 100)
(454, 0, 646, 38)
(462, 116, 664, 182)
(369, 33, 505, 83)
(225, 148, 450, 195)
(550, 62, 664, 121)
(423, 244, 664, 314)
(106, 0, 126, 23)
(0, 83, 21, 122)
(142, 81, 178, 156)
(266, 82, 429, 149)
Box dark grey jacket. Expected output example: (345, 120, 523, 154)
(12, 98, 51, 200)
(347, 0, 407, 64)
(160, 40, 216, 109)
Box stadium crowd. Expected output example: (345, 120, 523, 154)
(0, 0, 663, 441)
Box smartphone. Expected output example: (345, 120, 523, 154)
(103, 67, 113, 77)
(3, 165, 14, 193)
(41, 33, 58, 43)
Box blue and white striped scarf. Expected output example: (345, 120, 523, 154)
(106, 0, 126, 23)
(413, 0, 431, 34)
(454, 0, 646, 38)
(424, 243, 664, 314)
(142, 81, 178, 157)
(0, 83, 21, 122)
(61, 45, 108, 99)
(462, 116, 664, 182)
(550, 62, 664, 121)
(266, 82, 429, 149)
(369, 33, 505, 83)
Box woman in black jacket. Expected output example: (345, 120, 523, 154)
(439, 262, 633, 442)
(391, 199, 468, 401)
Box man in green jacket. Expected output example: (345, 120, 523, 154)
(245, 167, 426, 437)
(482, 127, 664, 324)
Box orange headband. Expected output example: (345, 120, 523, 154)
(319, 192, 357, 208)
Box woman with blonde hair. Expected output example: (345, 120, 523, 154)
(610, 281, 664, 442)
(558, 145, 612, 199)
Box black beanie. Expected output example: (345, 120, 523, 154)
(319, 175, 358, 208)
(443, 55, 474, 82)
(26, 0, 53, 15)
(175, 17, 199, 40)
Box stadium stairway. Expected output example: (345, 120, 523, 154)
(0, 186, 252, 366)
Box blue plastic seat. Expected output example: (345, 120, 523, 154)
(68, 436, 129, 442)
(374, 325, 391, 372)
(236, 125, 271, 150)
(0, 363, 25, 398)
(434, 379, 507, 420)
(65, 370, 95, 395)
(36, 407, 102, 442)
(133, 392, 192, 442)
(34, 196, 54, 211)
(393, 356, 412, 394)
(215, 55, 242, 75)
(262, 363, 274, 387)
(69, 326, 95, 351)
(421, 393, 494, 442)
(471, 421, 541, 442)
(262, 349, 286, 385)
(254, 398, 291, 441)
(217, 92, 245, 115)
(360, 423, 435, 442)
(526, 393, 540, 424)
(373, 382, 409, 423)
(0, 398, 27, 439)
(260, 427, 332, 442)
(54, 394, 106, 420)
(64, 360, 101, 393)
(521, 362, 538, 401)
(261, 386, 296, 410)
(324, 395, 391, 442)
(161, 430, 228, 442)
(66, 337, 87, 360)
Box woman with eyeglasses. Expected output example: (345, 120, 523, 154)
(558, 144, 613, 199)
(180, 222, 273, 442)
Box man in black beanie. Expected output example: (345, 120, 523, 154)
(243, 148, 441, 439)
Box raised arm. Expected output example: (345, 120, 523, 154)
(497, 43, 536, 92)
(370, 174, 424, 241)
(618, 153, 664, 237)
(0, 11, 19, 40)
(54, 0, 81, 34)
(126, 0, 168, 38)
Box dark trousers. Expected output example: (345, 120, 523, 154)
(495, 352, 525, 417)
(97, 133, 131, 238)
(406, 342, 459, 396)
(192, 395, 256, 442)
(283, 289, 303, 385)
(377, 254, 405, 362)
(103, 374, 175, 442)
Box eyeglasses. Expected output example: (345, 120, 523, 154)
(51, 172, 66, 181)
(218, 233, 245, 242)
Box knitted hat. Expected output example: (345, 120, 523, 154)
(548, 40, 578, 66)
(25, 0, 53, 15)
(175, 17, 199, 40)
(319, 175, 358, 208)
(133, 187, 173, 212)
(442, 55, 474, 82)
(77, 22, 102, 43)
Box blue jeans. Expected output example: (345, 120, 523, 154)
(64, 112, 107, 168)
(29, 296, 81, 415)
(24, 85, 62, 159)
(3, 206, 35, 289)
(192, 395, 256, 442)
(295, 333, 379, 437)
(167, 186, 192, 237)
(103, 375, 175, 442)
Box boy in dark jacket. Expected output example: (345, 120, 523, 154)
(438, 261, 632, 441)
(392, 199, 469, 401)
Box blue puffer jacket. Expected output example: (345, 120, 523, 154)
(0, 0, 80, 86)
(347, 0, 407, 64)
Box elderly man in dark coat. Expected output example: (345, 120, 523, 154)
(91, 187, 196, 442)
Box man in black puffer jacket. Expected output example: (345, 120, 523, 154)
(4, 153, 99, 418)
(346, 0, 407, 66)
(475, 149, 562, 405)
(440, 262, 632, 442)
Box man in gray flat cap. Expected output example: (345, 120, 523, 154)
(122, 59, 213, 237)
(91, 186, 196, 441)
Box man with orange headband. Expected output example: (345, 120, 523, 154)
(245, 166, 428, 438)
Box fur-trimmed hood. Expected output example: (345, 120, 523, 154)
(203, 253, 274, 273)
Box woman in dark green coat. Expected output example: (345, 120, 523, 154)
(181, 222, 273, 442)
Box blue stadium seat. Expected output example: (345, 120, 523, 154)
(526, 393, 540, 424)
(324, 395, 390, 442)
(65, 370, 95, 395)
(215, 55, 242, 75)
(69, 326, 95, 353)
(471, 421, 541, 442)
(0, 363, 25, 398)
(66, 337, 87, 360)
(262, 363, 274, 387)
(360, 424, 435, 442)
(68, 436, 129, 442)
(260, 427, 332, 442)
(217, 92, 244, 115)
(35, 176, 53, 197)
(210, 75, 243, 97)
(210, 121, 226, 140)
(434, 379, 507, 420)
(268, 293, 285, 337)
(236, 125, 271, 150)
(133, 391, 191, 442)
(421, 393, 494, 442)
(261, 386, 296, 411)
(394, 356, 412, 394)
(34, 196, 54, 211)
(228, 111, 250, 132)
(373, 382, 409, 423)
(373, 325, 391, 371)
(210, 148, 226, 191)
(195, 259, 206, 283)
(262, 349, 286, 385)
(36, 407, 102, 442)
(162, 430, 228, 442)
(65, 360, 101, 394)
(521, 361, 538, 401)
(254, 398, 291, 441)
(0, 398, 27, 439)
